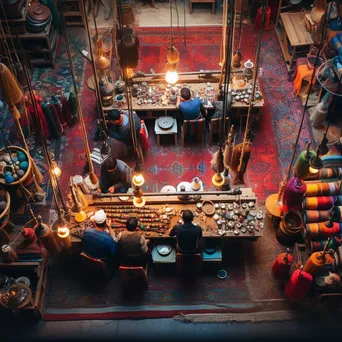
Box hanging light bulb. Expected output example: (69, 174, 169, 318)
(165, 62, 179, 85)
(57, 226, 70, 239)
(51, 161, 61, 178)
(132, 164, 145, 187)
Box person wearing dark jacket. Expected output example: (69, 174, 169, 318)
(107, 109, 141, 146)
(99, 157, 132, 193)
(169, 209, 203, 253)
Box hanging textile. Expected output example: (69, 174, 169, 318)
(48, 104, 63, 135)
(41, 103, 60, 138)
(61, 96, 74, 127)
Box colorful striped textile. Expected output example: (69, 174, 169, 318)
(306, 236, 342, 255)
(305, 181, 340, 197)
(302, 196, 342, 210)
(184, 118, 205, 142)
(302, 210, 330, 223)
(332, 206, 342, 222)
(303, 167, 342, 181)
(304, 222, 342, 240)
(321, 155, 342, 168)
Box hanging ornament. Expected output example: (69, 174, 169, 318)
(167, 46, 180, 64)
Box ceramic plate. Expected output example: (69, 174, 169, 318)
(119, 188, 134, 201)
(160, 185, 176, 193)
(157, 245, 172, 256)
(217, 270, 227, 279)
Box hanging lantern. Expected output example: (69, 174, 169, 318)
(132, 164, 145, 187)
(51, 160, 61, 178)
(167, 46, 180, 64)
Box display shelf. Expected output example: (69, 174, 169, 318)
(0, 0, 29, 34)
(61, 0, 85, 26)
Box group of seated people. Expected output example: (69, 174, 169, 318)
(103, 86, 232, 146)
(81, 209, 203, 271)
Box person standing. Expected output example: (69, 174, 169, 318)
(169, 209, 203, 254)
(116, 217, 150, 267)
(82, 210, 118, 267)
(99, 157, 132, 194)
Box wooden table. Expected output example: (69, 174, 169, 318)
(275, 11, 313, 71)
(68, 188, 263, 247)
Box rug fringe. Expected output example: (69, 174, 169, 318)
(173, 310, 298, 323)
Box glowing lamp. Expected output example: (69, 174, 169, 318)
(51, 161, 61, 178)
(212, 173, 225, 187)
(126, 68, 135, 78)
(96, 56, 110, 70)
(133, 196, 146, 208)
(132, 164, 145, 187)
(165, 70, 178, 85)
(57, 226, 70, 239)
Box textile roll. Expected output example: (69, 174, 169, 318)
(35, 217, 59, 257)
(318, 167, 342, 180)
(48, 104, 63, 134)
(276, 211, 303, 245)
(305, 181, 340, 197)
(303, 222, 342, 240)
(51, 102, 67, 131)
(42, 104, 60, 138)
(303, 251, 334, 276)
(284, 269, 312, 302)
(283, 177, 307, 212)
(272, 253, 293, 280)
(306, 236, 342, 256)
(321, 155, 342, 168)
(302, 195, 342, 210)
(303, 210, 330, 223)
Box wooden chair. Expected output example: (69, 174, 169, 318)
(80, 252, 111, 279)
(119, 265, 149, 291)
(176, 253, 202, 279)
(181, 118, 206, 147)
(208, 117, 230, 145)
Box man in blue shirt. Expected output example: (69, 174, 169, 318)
(82, 210, 118, 268)
(176, 87, 207, 121)
(107, 109, 141, 146)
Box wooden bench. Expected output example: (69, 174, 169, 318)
(189, 0, 215, 15)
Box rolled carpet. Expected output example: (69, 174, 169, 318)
(302, 195, 342, 210)
(321, 155, 342, 168)
(305, 181, 340, 197)
(302, 210, 330, 223)
(303, 167, 342, 181)
(304, 222, 342, 240)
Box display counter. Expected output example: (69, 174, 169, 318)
(68, 188, 264, 245)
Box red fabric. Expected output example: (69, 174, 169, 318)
(272, 253, 293, 280)
(255, 6, 272, 31)
(139, 127, 149, 152)
(284, 269, 312, 302)
(61, 96, 74, 127)
(25, 103, 51, 139)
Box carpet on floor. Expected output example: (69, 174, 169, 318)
(43, 241, 257, 320)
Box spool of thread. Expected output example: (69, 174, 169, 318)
(317, 167, 342, 180)
(35, 216, 59, 257)
(22, 228, 37, 244)
(331, 206, 342, 222)
(284, 268, 313, 302)
(293, 150, 316, 179)
(303, 251, 334, 275)
(303, 210, 330, 223)
(272, 253, 293, 280)
(1, 244, 18, 262)
(283, 177, 306, 212)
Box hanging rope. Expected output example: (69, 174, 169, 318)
(170, 0, 174, 47)
(276, 2, 334, 203)
(116, 0, 141, 164)
(237, 3, 265, 173)
(220, 0, 235, 150)
(219, 0, 229, 86)
(59, 0, 98, 185)
(183, 0, 187, 49)
(237, 0, 244, 50)
(79, 0, 107, 130)
(0, 17, 15, 75)
(111, 0, 122, 76)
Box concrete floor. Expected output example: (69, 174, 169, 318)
(89, 0, 223, 28)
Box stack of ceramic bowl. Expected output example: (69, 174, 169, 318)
(26, 1, 51, 33)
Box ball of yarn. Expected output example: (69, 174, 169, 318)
(0, 201, 7, 210)
(4, 170, 12, 176)
(15, 161, 20, 166)
(3, 155, 11, 163)
(19, 161, 28, 172)
(17, 151, 27, 162)
(13, 174, 18, 180)
(15, 165, 19, 170)
(0, 161, 6, 169)
(5, 175, 14, 183)
(17, 169, 25, 177)
(13, 157, 18, 163)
